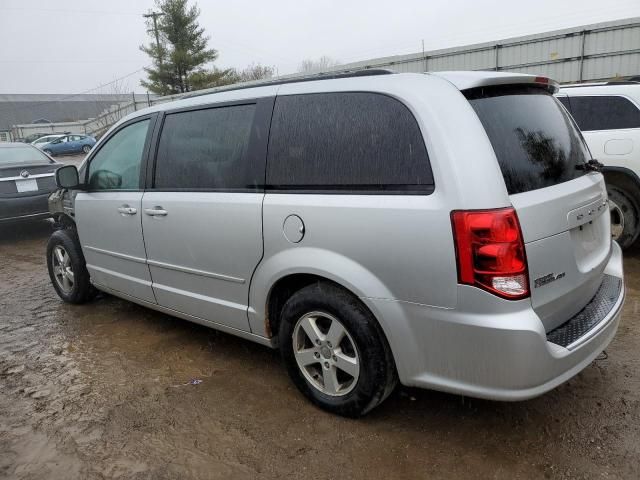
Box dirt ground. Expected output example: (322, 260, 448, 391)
(0, 220, 638, 480)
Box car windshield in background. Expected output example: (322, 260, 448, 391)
(467, 86, 590, 195)
(0, 145, 51, 165)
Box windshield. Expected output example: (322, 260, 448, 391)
(467, 86, 590, 195)
(0, 145, 52, 165)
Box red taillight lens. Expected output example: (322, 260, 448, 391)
(451, 208, 529, 300)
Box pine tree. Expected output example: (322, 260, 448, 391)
(140, 0, 219, 94)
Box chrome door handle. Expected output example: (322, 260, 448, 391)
(144, 207, 168, 217)
(117, 206, 137, 215)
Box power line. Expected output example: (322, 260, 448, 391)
(2, 7, 141, 16)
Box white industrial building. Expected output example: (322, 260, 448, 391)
(313, 17, 640, 83)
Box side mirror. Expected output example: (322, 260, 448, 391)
(55, 165, 81, 189)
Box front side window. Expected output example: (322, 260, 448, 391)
(154, 104, 257, 190)
(87, 119, 150, 190)
(567, 95, 640, 131)
(266, 92, 432, 192)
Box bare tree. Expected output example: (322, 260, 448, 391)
(297, 56, 340, 73)
(90, 78, 133, 137)
(237, 63, 275, 82)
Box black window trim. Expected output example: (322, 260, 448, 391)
(264, 91, 435, 196)
(564, 93, 640, 132)
(83, 113, 158, 192)
(146, 97, 273, 193)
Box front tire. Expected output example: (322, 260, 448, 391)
(608, 185, 640, 249)
(279, 282, 397, 417)
(47, 229, 95, 304)
(44, 149, 54, 157)
(82, 145, 91, 154)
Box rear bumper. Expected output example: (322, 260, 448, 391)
(365, 241, 625, 401)
(0, 192, 52, 222)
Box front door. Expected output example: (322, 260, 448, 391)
(141, 100, 268, 331)
(75, 116, 156, 303)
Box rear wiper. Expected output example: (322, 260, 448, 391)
(576, 159, 604, 172)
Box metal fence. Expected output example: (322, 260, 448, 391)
(322, 17, 640, 83)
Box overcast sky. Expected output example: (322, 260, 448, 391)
(1, 0, 639, 94)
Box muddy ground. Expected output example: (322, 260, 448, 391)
(0, 220, 639, 480)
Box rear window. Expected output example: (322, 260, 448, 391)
(564, 95, 640, 131)
(266, 92, 433, 193)
(467, 87, 589, 195)
(0, 145, 52, 165)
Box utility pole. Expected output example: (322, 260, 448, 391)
(143, 11, 165, 67)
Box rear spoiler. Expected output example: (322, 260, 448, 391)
(429, 71, 559, 94)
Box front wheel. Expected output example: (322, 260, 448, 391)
(47, 229, 96, 303)
(608, 186, 640, 249)
(43, 149, 54, 157)
(279, 282, 397, 417)
(82, 145, 91, 154)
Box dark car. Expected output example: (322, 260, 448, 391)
(42, 134, 96, 157)
(0, 143, 61, 223)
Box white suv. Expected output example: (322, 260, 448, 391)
(558, 82, 640, 248)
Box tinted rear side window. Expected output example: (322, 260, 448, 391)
(565, 95, 640, 131)
(557, 96, 571, 111)
(267, 92, 432, 192)
(468, 87, 589, 195)
(154, 104, 256, 190)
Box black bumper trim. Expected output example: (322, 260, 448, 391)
(546, 274, 622, 348)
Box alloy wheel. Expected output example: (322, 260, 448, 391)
(610, 198, 625, 240)
(52, 245, 74, 293)
(292, 311, 360, 396)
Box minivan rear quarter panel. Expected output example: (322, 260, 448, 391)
(249, 74, 515, 337)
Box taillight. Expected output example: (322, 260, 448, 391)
(451, 208, 529, 300)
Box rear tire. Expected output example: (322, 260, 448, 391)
(279, 282, 397, 417)
(47, 229, 96, 304)
(608, 185, 640, 249)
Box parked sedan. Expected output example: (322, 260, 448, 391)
(0, 143, 60, 223)
(42, 134, 96, 156)
(32, 134, 65, 149)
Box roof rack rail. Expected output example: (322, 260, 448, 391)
(561, 80, 640, 88)
(605, 80, 640, 85)
(184, 68, 396, 99)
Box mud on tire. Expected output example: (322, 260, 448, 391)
(278, 282, 397, 417)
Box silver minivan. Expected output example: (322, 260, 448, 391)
(49, 70, 625, 416)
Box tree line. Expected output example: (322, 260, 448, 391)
(141, 0, 339, 95)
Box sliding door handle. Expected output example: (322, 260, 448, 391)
(144, 207, 168, 217)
